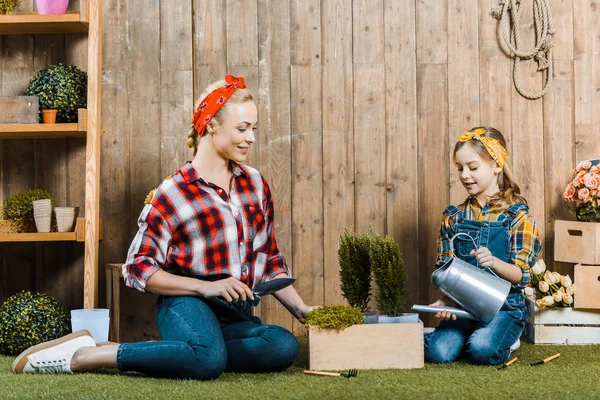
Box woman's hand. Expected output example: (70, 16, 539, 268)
(429, 297, 457, 321)
(296, 305, 319, 324)
(470, 246, 496, 269)
(197, 277, 254, 303)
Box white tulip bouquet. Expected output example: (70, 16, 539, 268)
(524, 260, 576, 309)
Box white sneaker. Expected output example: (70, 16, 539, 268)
(12, 330, 96, 374)
(509, 338, 521, 353)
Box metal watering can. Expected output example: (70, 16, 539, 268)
(431, 233, 511, 324)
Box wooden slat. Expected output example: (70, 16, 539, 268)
(291, 65, 323, 334)
(160, 0, 193, 179)
(322, 0, 354, 306)
(448, 0, 479, 206)
(226, 0, 258, 67)
(290, 0, 321, 66)
(0, 11, 88, 35)
(417, 64, 449, 305)
(255, 0, 293, 330)
(416, 0, 447, 64)
(384, 0, 418, 310)
(0, 232, 78, 242)
(352, 0, 384, 65)
(510, 0, 545, 241)
(0, 95, 38, 123)
(82, 0, 102, 308)
(193, 0, 226, 97)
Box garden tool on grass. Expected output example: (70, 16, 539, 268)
(303, 369, 358, 378)
(497, 357, 518, 370)
(530, 353, 560, 366)
(430, 233, 511, 324)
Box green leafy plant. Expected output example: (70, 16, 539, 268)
(370, 232, 408, 317)
(25, 63, 87, 123)
(338, 230, 372, 312)
(305, 305, 364, 330)
(2, 189, 56, 232)
(0, 291, 70, 355)
(0, 0, 21, 14)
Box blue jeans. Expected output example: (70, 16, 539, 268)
(116, 296, 298, 379)
(424, 294, 526, 365)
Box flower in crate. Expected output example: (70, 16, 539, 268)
(563, 159, 600, 222)
(527, 259, 575, 308)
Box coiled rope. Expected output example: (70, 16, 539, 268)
(492, 0, 555, 100)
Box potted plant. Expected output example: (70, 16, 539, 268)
(2, 189, 56, 232)
(338, 230, 377, 323)
(563, 158, 600, 222)
(35, 0, 68, 15)
(370, 232, 416, 323)
(0, 0, 21, 15)
(25, 63, 87, 124)
(305, 305, 364, 330)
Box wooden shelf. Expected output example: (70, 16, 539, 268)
(0, 11, 88, 34)
(0, 109, 87, 139)
(0, 217, 102, 243)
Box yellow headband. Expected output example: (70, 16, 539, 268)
(458, 128, 507, 168)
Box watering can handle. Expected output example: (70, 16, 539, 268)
(449, 232, 504, 280)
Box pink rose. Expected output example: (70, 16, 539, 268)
(578, 187, 591, 201)
(582, 160, 593, 171)
(584, 173, 599, 189)
(572, 176, 582, 187)
(592, 165, 600, 174)
(564, 184, 576, 200)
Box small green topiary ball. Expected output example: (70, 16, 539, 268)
(25, 63, 87, 123)
(0, 291, 71, 356)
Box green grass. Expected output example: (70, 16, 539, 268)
(1, 337, 599, 399)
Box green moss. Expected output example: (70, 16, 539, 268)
(370, 233, 407, 317)
(0, 0, 21, 13)
(305, 305, 364, 330)
(0, 291, 71, 356)
(338, 230, 372, 312)
(1, 189, 56, 232)
(25, 63, 87, 123)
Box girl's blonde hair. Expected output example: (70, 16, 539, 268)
(453, 126, 527, 208)
(187, 80, 254, 155)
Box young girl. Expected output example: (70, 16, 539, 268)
(424, 126, 541, 366)
(12, 75, 315, 378)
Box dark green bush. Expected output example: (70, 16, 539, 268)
(370, 233, 408, 317)
(25, 63, 87, 123)
(305, 305, 364, 330)
(338, 230, 372, 312)
(0, 291, 71, 355)
(1, 189, 56, 232)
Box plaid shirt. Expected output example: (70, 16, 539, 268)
(123, 162, 290, 292)
(435, 197, 541, 286)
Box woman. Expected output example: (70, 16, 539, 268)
(13, 75, 315, 379)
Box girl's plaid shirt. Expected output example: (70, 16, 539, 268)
(123, 162, 290, 292)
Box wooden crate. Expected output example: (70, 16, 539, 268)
(554, 220, 600, 265)
(574, 264, 600, 309)
(309, 322, 424, 370)
(0, 96, 39, 123)
(526, 298, 600, 344)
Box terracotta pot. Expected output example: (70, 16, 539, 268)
(41, 109, 57, 124)
(36, 0, 69, 15)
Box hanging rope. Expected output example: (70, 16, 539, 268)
(492, 0, 555, 100)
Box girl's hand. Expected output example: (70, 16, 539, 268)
(198, 277, 254, 303)
(470, 246, 496, 269)
(429, 297, 457, 321)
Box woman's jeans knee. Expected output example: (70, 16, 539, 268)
(116, 295, 297, 379)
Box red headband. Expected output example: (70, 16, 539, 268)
(192, 75, 246, 136)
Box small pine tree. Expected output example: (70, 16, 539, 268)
(338, 230, 372, 312)
(370, 233, 408, 317)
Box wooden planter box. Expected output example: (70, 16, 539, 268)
(574, 264, 600, 309)
(308, 322, 424, 370)
(526, 298, 600, 344)
(554, 220, 600, 265)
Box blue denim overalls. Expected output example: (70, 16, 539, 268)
(424, 202, 529, 365)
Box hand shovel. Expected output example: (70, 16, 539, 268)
(209, 277, 296, 312)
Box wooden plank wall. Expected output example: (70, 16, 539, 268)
(2, 1, 600, 336)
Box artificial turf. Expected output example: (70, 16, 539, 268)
(1, 337, 599, 399)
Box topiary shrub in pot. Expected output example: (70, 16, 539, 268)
(2, 189, 56, 232)
(338, 230, 373, 317)
(0, 291, 71, 355)
(25, 63, 87, 123)
(370, 232, 415, 323)
(0, 0, 21, 14)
